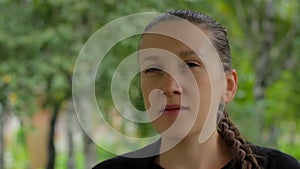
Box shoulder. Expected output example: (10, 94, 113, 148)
(92, 139, 161, 169)
(251, 144, 300, 169)
(92, 155, 153, 169)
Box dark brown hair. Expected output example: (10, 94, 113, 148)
(143, 10, 260, 169)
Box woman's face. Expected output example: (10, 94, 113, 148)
(139, 21, 231, 141)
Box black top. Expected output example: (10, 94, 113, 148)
(93, 140, 300, 169)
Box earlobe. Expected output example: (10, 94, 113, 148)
(224, 69, 238, 103)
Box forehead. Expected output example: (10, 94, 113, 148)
(140, 34, 190, 53)
(140, 21, 211, 53)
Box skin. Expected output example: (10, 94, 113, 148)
(139, 22, 238, 169)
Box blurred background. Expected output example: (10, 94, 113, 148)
(0, 0, 299, 169)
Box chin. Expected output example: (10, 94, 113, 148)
(157, 125, 194, 141)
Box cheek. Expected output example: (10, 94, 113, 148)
(140, 79, 152, 108)
(199, 84, 211, 102)
(195, 75, 212, 113)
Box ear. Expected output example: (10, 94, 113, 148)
(224, 69, 238, 103)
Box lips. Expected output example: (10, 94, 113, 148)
(162, 104, 188, 115)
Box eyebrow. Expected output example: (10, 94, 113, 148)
(141, 55, 158, 62)
(179, 50, 197, 58)
(140, 50, 198, 62)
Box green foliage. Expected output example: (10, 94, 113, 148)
(55, 147, 85, 169)
(5, 128, 29, 169)
(97, 146, 115, 162)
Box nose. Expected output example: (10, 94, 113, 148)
(161, 73, 183, 96)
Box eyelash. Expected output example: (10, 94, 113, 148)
(145, 62, 201, 73)
(145, 67, 161, 73)
(184, 62, 200, 68)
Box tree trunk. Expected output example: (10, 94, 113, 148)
(234, 0, 281, 143)
(0, 103, 4, 169)
(67, 101, 75, 169)
(83, 133, 97, 169)
(253, 0, 275, 143)
(46, 103, 60, 169)
(268, 125, 279, 147)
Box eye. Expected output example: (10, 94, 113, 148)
(145, 66, 161, 73)
(185, 62, 199, 68)
(182, 61, 201, 69)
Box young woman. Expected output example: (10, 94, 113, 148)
(93, 10, 300, 169)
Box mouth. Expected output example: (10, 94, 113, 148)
(161, 104, 189, 115)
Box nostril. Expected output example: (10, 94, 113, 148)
(161, 79, 183, 96)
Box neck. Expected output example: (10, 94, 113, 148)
(157, 131, 231, 169)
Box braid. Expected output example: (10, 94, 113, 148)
(218, 109, 261, 169)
